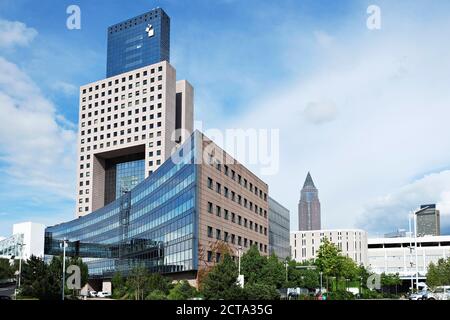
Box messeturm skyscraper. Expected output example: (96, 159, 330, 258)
(298, 172, 321, 231)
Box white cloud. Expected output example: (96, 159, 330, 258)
(207, 4, 450, 235)
(303, 101, 338, 125)
(314, 30, 333, 48)
(357, 171, 450, 235)
(0, 19, 37, 48)
(52, 81, 78, 96)
(0, 56, 77, 199)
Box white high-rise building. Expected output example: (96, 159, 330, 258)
(75, 8, 194, 217)
(290, 229, 368, 266)
(76, 61, 193, 217)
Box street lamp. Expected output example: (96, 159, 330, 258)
(60, 238, 69, 300)
(319, 272, 323, 293)
(284, 260, 289, 283)
(14, 242, 25, 300)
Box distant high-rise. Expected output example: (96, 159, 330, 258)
(298, 172, 321, 231)
(416, 204, 440, 236)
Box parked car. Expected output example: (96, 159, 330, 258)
(409, 290, 428, 300)
(424, 286, 450, 300)
(97, 291, 111, 298)
(88, 291, 98, 298)
(0, 295, 12, 300)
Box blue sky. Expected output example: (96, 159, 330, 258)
(1, 0, 450, 237)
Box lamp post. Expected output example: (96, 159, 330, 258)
(238, 246, 242, 275)
(14, 242, 25, 300)
(408, 212, 414, 292)
(319, 272, 323, 293)
(413, 213, 419, 292)
(285, 260, 289, 283)
(60, 238, 68, 300)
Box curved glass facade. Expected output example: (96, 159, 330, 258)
(45, 135, 197, 278)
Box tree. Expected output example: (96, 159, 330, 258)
(285, 259, 320, 290)
(427, 258, 450, 288)
(168, 280, 198, 300)
(20, 255, 60, 300)
(315, 238, 342, 281)
(146, 272, 172, 294)
(314, 238, 361, 291)
(112, 271, 126, 299)
(240, 245, 267, 286)
(126, 265, 149, 300)
(260, 254, 285, 288)
(201, 253, 243, 300)
(0, 258, 14, 281)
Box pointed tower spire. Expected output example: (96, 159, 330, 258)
(303, 172, 316, 189)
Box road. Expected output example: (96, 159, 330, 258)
(0, 284, 15, 298)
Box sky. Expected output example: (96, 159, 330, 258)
(1, 0, 450, 238)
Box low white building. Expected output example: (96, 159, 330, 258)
(290, 229, 368, 266)
(0, 222, 45, 259)
(367, 235, 450, 279)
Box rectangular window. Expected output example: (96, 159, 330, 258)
(207, 177, 213, 189)
(207, 251, 213, 262)
(207, 226, 213, 238)
(216, 229, 221, 240)
(216, 206, 221, 217)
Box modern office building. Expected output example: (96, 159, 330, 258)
(290, 229, 368, 266)
(46, 131, 269, 287)
(0, 222, 45, 260)
(416, 204, 440, 236)
(107, 8, 170, 77)
(367, 235, 450, 280)
(268, 197, 290, 260)
(76, 8, 193, 217)
(298, 172, 321, 231)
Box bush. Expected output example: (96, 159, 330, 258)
(326, 290, 355, 300)
(146, 290, 167, 300)
(360, 289, 382, 299)
(168, 280, 198, 300)
(243, 283, 280, 300)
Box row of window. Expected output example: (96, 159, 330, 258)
(206, 226, 268, 254)
(81, 102, 162, 120)
(207, 202, 267, 236)
(207, 177, 268, 218)
(82, 66, 163, 95)
(208, 153, 267, 202)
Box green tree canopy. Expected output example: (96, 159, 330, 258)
(0, 258, 14, 281)
(426, 258, 450, 288)
(168, 280, 198, 300)
(201, 253, 243, 300)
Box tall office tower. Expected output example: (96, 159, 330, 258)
(76, 9, 193, 217)
(298, 172, 321, 231)
(416, 204, 440, 236)
(268, 197, 290, 260)
(107, 8, 170, 77)
(47, 131, 269, 286)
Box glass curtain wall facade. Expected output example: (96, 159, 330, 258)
(107, 8, 170, 77)
(45, 134, 197, 278)
(268, 198, 290, 260)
